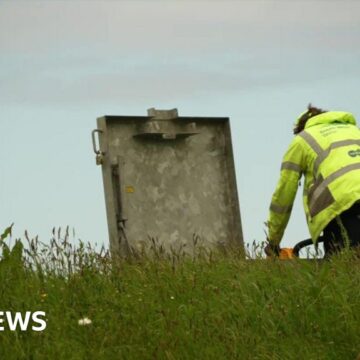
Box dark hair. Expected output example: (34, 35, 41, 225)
(293, 104, 327, 134)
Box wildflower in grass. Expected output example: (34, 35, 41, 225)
(78, 317, 92, 326)
(170, 296, 175, 300)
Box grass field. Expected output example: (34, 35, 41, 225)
(0, 225, 359, 360)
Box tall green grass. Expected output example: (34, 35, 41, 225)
(0, 225, 359, 360)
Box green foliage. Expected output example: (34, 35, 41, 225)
(0, 223, 13, 242)
(0, 226, 359, 359)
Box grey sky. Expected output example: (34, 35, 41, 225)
(1, 1, 360, 249)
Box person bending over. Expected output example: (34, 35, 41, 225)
(266, 105, 360, 257)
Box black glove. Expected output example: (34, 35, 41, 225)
(264, 243, 280, 257)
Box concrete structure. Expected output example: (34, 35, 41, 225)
(92, 108, 243, 256)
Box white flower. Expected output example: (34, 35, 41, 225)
(78, 317, 92, 326)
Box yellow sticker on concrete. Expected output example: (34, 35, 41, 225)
(125, 186, 135, 193)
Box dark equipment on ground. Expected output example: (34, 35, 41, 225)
(278, 237, 325, 259)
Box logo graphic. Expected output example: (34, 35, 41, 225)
(348, 149, 360, 157)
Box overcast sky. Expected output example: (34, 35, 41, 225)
(1, 1, 360, 250)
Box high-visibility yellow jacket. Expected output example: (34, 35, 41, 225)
(268, 111, 360, 245)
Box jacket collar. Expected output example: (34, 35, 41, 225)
(305, 111, 357, 129)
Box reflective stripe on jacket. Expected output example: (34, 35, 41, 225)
(268, 111, 360, 245)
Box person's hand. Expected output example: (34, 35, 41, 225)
(264, 243, 280, 257)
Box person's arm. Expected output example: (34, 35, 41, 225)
(267, 137, 305, 248)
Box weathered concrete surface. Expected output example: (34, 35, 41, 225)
(94, 108, 243, 256)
